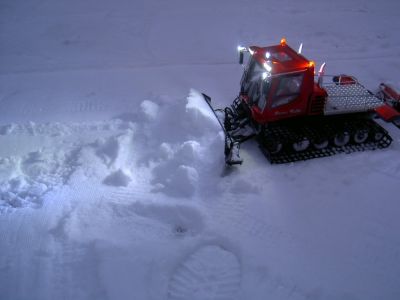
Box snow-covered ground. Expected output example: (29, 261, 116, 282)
(1, 0, 400, 299)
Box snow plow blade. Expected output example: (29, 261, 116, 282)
(201, 93, 243, 165)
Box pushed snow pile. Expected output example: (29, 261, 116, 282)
(0, 90, 223, 212)
(141, 100, 160, 120)
(134, 89, 223, 198)
(0, 147, 73, 211)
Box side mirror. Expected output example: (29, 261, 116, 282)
(237, 46, 247, 65)
(239, 51, 244, 65)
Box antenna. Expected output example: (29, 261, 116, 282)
(298, 43, 303, 54)
(318, 62, 326, 86)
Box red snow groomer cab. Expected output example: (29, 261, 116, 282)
(203, 39, 400, 165)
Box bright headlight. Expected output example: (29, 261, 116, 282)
(263, 63, 272, 72)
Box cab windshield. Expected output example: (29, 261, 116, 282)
(241, 59, 271, 111)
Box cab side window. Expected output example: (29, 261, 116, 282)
(271, 73, 304, 108)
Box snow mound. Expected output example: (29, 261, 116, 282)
(141, 100, 159, 120)
(0, 148, 73, 212)
(151, 141, 201, 198)
(0, 90, 224, 212)
(0, 121, 135, 212)
(93, 129, 135, 168)
(185, 89, 221, 133)
(132, 90, 223, 198)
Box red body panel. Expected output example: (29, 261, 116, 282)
(333, 75, 357, 85)
(375, 104, 400, 122)
(262, 67, 314, 122)
(249, 44, 310, 75)
(379, 83, 400, 103)
(308, 83, 328, 115)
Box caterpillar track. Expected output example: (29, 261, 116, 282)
(257, 116, 392, 164)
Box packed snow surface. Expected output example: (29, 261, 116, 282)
(1, 0, 400, 299)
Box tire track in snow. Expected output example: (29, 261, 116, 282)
(0, 120, 132, 213)
(14, 99, 110, 117)
(107, 189, 206, 240)
(49, 237, 108, 300)
(168, 245, 241, 300)
(0, 59, 236, 77)
(204, 194, 296, 247)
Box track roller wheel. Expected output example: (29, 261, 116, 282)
(293, 138, 310, 152)
(334, 131, 350, 147)
(313, 138, 329, 150)
(264, 137, 283, 154)
(373, 130, 384, 142)
(353, 129, 369, 144)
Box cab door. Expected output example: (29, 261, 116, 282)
(266, 71, 309, 122)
